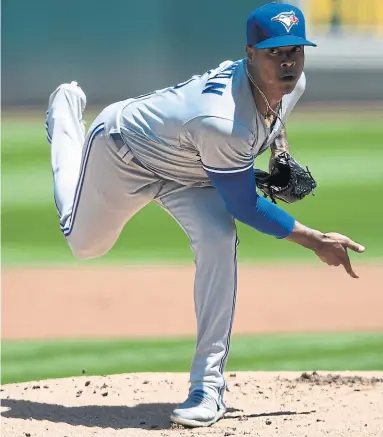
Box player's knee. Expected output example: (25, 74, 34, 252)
(194, 219, 237, 256)
(67, 237, 110, 260)
(70, 244, 107, 260)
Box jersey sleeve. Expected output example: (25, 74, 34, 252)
(185, 116, 254, 174)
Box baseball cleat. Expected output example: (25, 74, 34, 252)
(170, 388, 226, 428)
(45, 81, 87, 144)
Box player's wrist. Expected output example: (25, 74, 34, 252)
(270, 127, 290, 156)
(285, 221, 325, 251)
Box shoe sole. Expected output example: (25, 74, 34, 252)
(170, 408, 226, 428)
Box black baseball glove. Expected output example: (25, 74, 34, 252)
(254, 151, 317, 204)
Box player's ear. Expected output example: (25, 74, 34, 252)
(246, 45, 255, 62)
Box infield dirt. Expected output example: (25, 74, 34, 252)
(2, 263, 383, 436)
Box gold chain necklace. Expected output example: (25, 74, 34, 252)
(246, 64, 285, 130)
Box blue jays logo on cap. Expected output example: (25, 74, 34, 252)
(246, 2, 317, 49)
(271, 11, 299, 33)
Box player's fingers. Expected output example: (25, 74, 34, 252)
(325, 233, 365, 253)
(343, 238, 365, 253)
(341, 252, 359, 279)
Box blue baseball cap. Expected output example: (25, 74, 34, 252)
(246, 2, 317, 49)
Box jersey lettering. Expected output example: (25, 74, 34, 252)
(202, 61, 240, 96)
(202, 82, 227, 96)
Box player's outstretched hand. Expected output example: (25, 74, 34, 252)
(313, 232, 365, 278)
(285, 222, 365, 279)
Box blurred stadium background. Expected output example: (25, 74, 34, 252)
(2, 0, 382, 384)
(2, 0, 383, 106)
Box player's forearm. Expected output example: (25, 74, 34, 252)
(270, 127, 289, 155)
(206, 167, 295, 239)
(240, 194, 295, 238)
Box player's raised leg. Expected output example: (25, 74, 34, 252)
(157, 186, 238, 427)
(45, 82, 160, 259)
(45, 81, 87, 226)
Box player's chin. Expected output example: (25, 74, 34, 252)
(278, 76, 298, 93)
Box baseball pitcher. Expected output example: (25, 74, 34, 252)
(45, 2, 365, 428)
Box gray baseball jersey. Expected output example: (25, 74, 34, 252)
(47, 61, 306, 405)
(112, 58, 305, 185)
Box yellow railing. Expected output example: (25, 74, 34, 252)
(307, 0, 383, 32)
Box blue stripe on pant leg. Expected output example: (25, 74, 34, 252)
(45, 112, 52, 144)
(59, 122, 105, 236)
(218, 232, 239, 405)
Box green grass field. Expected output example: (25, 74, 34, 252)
(2, 332, 383, 384)
(2, 109, 383, 385)
(2, 110, 383, 265)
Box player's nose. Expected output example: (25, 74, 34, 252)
(281, 60, 296, 68)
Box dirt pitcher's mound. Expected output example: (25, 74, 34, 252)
(1, 372, 383, 437)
